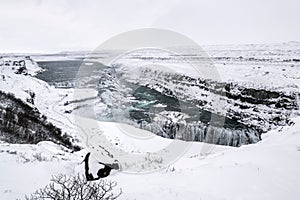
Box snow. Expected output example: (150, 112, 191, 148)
(75, 116, 300, 200)
(0, 116, 299, 199)
(112, 43, 300, 93)
(0, 141, 86, 199)
(1, 43, 300, 199)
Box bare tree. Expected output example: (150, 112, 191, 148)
(25, 174, 122, 200)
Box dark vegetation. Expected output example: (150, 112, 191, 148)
(0, 91, 80, 151)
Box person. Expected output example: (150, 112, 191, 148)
(96, 164, 112, 178)
(83, 153, 116, 181)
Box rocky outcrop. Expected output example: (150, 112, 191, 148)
(96, 65, 299, 147)
(132, 67, 298, 132)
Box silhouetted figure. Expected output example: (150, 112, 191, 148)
(83, 153, 118, 181)
(97, 164, 112, 178)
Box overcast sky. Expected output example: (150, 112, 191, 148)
(0, 0, 299, 53)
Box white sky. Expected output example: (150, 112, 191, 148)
(0, 0, 299, 53)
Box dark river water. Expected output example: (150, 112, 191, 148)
(129, 85, 252, 131)
(36, 60, 105, 87)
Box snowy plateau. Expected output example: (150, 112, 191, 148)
(0, 42, 300, 200)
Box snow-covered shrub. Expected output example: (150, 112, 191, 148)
(25, 174, 122, 200)
(32, 152, 48, 162)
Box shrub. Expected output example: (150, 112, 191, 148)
(25, 174, 122, 200)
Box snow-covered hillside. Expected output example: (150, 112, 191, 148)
(0, 56, 82, 150)
(1, 115, 300, 200)
(0, 43, 300, 200)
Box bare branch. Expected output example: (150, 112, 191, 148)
(25, 174, 122, 200)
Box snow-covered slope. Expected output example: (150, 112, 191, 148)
(1, 116, 299, 200)
(0, 141, 88, 199)
(0, 56, 82, 149)
(111, 117, 300, 200)
(1, 43, 300, 200)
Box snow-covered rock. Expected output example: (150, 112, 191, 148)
(93, 46, 299, 147)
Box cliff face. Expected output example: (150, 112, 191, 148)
(130, 67, 298, 132)
(95, 58, 299, 147)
